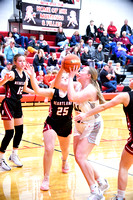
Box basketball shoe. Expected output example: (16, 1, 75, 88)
(9, 154, 23, 167)
(40, 178, 49, 191)
(98, 179, 110, 193)
(88, 189, 105, 200)
(0, 158, 11, 171)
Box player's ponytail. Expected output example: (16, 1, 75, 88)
(88, 66, 106, 104)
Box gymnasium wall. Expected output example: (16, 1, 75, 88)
(0, 0, 133, 36)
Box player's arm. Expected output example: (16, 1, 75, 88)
(24, 64, 54, 98)
(75, 92, 129, 121)
(54, 67, 68, 91)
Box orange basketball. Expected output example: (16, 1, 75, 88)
(61, 54, 81, 73)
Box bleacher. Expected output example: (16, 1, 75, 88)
(0, 31, 127, 103)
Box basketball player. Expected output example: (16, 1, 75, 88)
(25, 65, 73, 191)
(0, 54, 34, 171)
(54, 65, 109, 200)
(75, 79, 133, 200)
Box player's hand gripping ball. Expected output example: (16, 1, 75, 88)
(61, 54, 81, 72)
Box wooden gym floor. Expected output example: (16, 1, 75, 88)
(0, 103, 133, 200)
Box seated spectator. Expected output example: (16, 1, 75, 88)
(43, 70, 58, 87)
(97, 23, 105, 40)
(115, 42, 133, 66)
(36, 70, 48, 88)
(81, 46, 95, 67)
(120, 31, 131, 51)
(107, 21, 117, 39)
(86, 20, 98, 42)
(4, 39, 18, 64)
(86, 39, 96, 59)
(33, 49, 47, 74)
(71, 45, 80, 58)
(46, 52, 59, 72)
(55, 26, 69, 49)
(95, 44, 106, 69)
(37, 34, 51, 57)
(108, 60, 116, 81)
(101, 31, 116, 54)
(0, 52, 6, 68)
(1, 61, 12, 79)
(70, 31, 81, 47)
(58, 45, 71, 65)
(12, 27, 28, 49)
(79, 39, 85, 54)
(4, 31, 14, 47)
(120, 19, 132, 37)
(113, 32, 121, 43)
(114, 62, 126, 84)
(100, 64, 117, 93)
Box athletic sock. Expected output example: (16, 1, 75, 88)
(117, 189, 125, 199)
(97, 177, 106, 185)
(12, 149, 18, 155)
(90, 184, 99, 194)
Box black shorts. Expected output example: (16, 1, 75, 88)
(43, 117, 72, 137)
(1, 98, 23, 120)
(125, 132, 133, 155)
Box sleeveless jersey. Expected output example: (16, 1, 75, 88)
(123, 91, 133, 133)
(46, 88, 73, 125)
(5, 69, 26, 101)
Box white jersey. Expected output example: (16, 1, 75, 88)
(73, 84, 103, 145)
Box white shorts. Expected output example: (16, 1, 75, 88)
(73, 117, 103, 146)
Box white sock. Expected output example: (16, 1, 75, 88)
(90, 184, 99, 194)
(117, 189, 125, 199)
(97, 177, 106, 185)
(12, 149, 18, 155)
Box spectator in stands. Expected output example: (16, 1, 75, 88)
(97, 23, 105, 40)
(100, 64, 117, 93)
(81, 46, 95, 67)
(4, 39, 18, 64)
(36, 70, 48, 88)
(115, 42, 133, 66)
(70, 31, 81, 47)
(12, 27, 28, 49)
(71, 45, 80, 58)
(113, 32, 121, 43)
(37, 34, 51, 57)
(120, 31, 131, 52)
(107, 21, 117, 39)
(4, 31, 14, 47)
(33, 49, 47, 74)
(114, 62, 126, 84)
(46, 52, 59, 72)
(101, 31, 116, 54)
(79, 39, 85, 54)
(1, 61, 12, 79)
(120, 19, 132, 37)
(43, 70, 58, 88)
(56, 26, 69, 49)
(86, 39, 96, 60)
(58, 45, 71, 65)
(95, 44, 106, 69)
(107, 60, 116, 81)
(86, 20, 98, 42)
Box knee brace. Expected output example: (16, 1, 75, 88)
(0, 129, 14, 153)
(13, 125, 23, 148)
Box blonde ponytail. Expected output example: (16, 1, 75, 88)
(88, 67, 106, 104)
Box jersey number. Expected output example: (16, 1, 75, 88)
(17, 87, 23, 95)
(56, 107, 69, 116)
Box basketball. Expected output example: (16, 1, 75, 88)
(61, 54, 81, 73)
